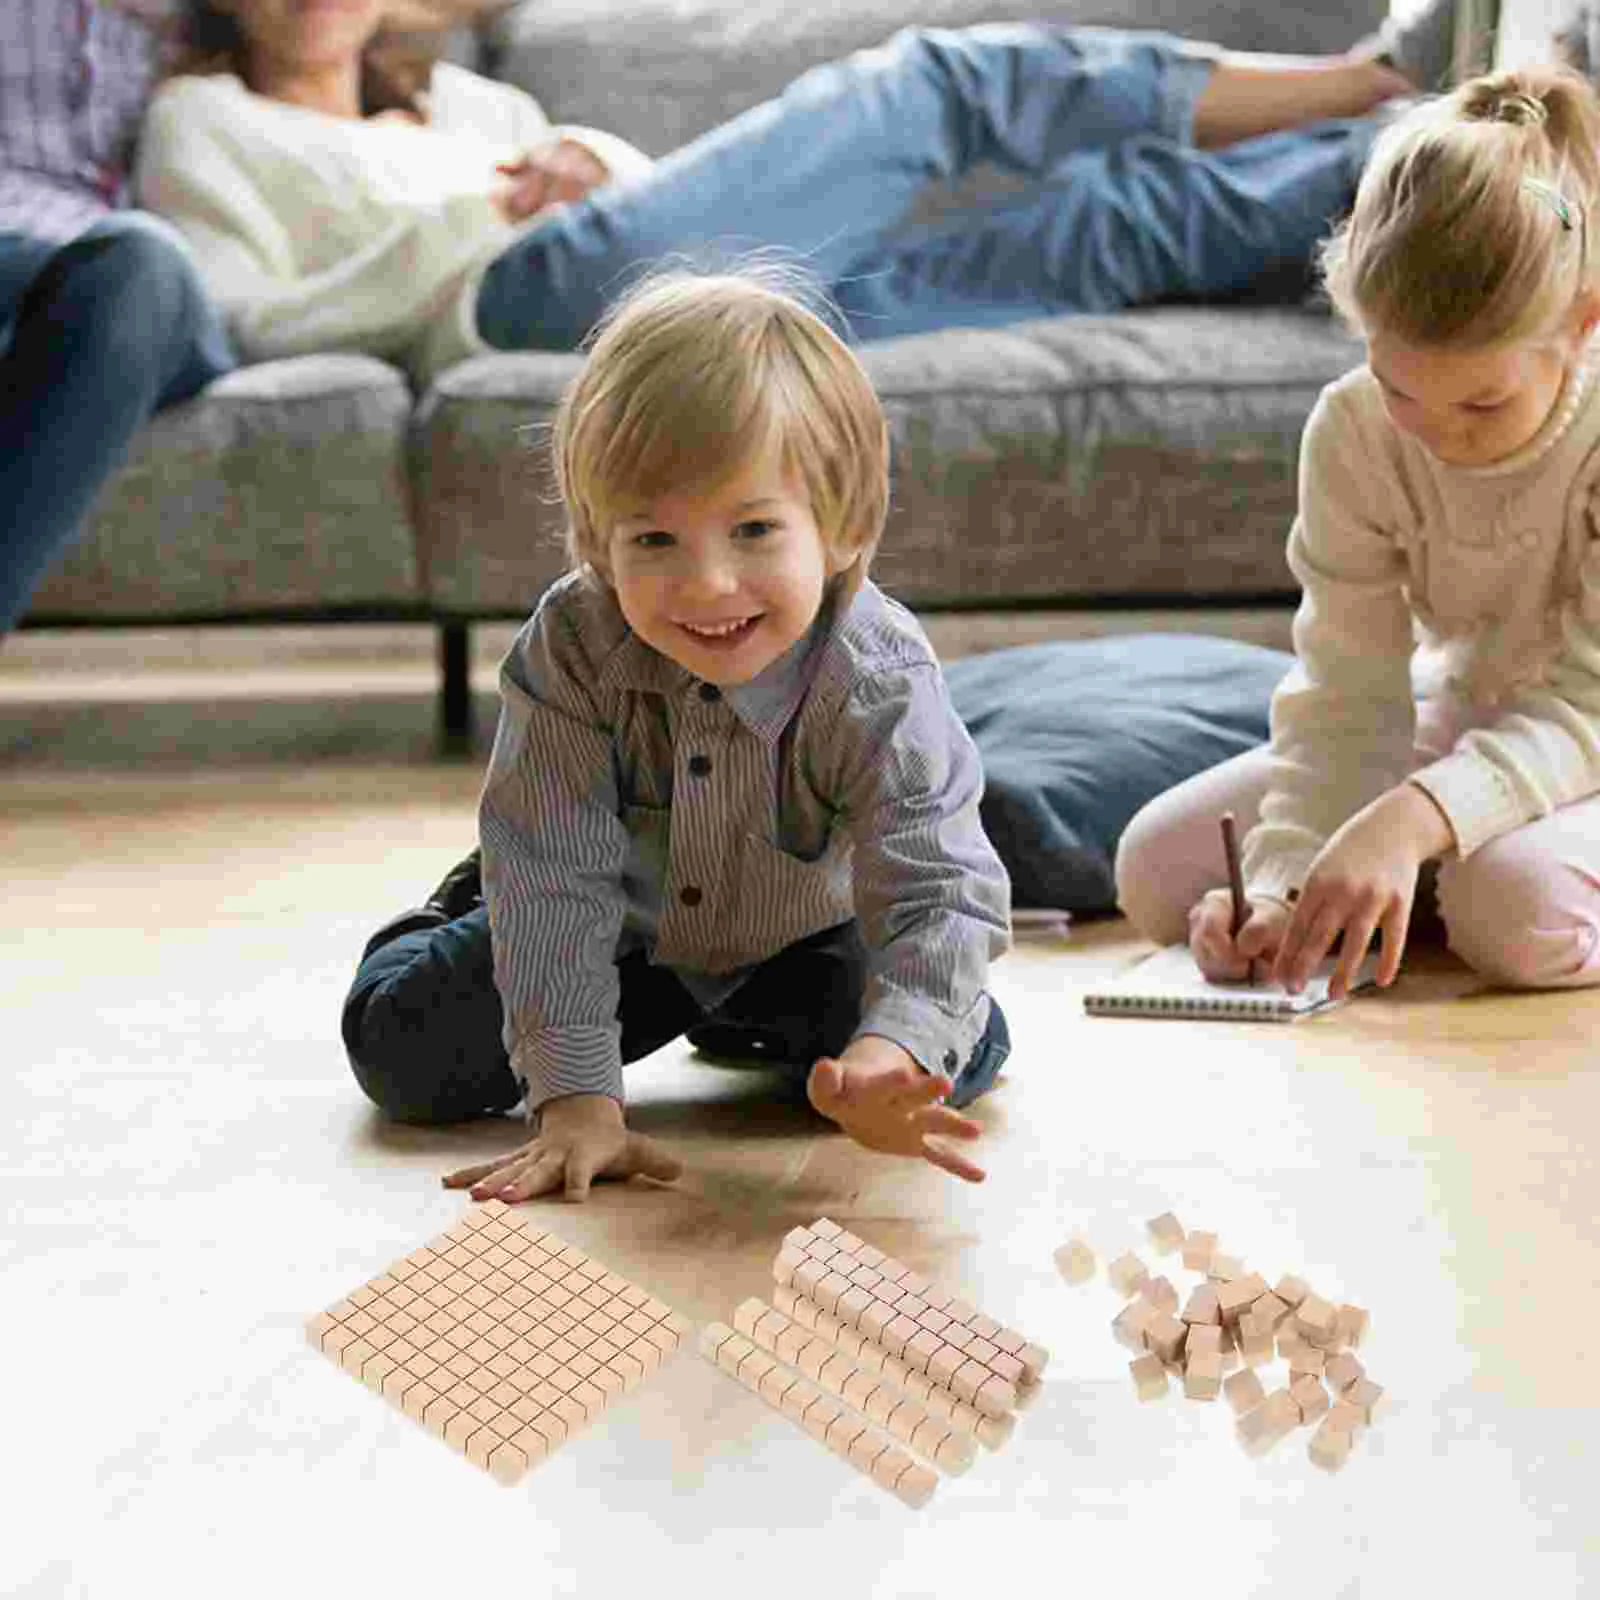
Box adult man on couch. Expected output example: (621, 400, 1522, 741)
(0, 0, 234, 635)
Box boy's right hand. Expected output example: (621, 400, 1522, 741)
(1188, 889, 1292, 984)
(441, 1093, 683, 1204)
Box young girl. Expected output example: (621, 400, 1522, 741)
(341, 266, 1014, 1200)
(1116, 65, 1600, 1004)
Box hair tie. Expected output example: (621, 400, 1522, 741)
(1524, 176, 1577, 230)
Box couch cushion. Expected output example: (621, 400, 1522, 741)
(489, 0, 1387, 157)
(411, 304, 1360, 613)
(32, 355, 418, 622)
(944, 631, 1290, 913)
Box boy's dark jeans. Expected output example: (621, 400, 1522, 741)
(341, 907, 1009, 1125)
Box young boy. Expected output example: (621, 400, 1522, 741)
(340, 269, 1012, 1199)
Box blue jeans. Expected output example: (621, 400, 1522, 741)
(0, 212, 235, 631)
(477, 23, 1379, 350)
(341, 907, 1011, 1125)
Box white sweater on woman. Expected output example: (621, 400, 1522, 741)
(1243, 349, 1600, 903)
(135, 64, 654, 382)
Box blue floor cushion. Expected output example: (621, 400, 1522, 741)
(944, 633, 1291, 915)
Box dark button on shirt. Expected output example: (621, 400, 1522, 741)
(697, 683, 721, 703)
(688, 754, 712, 777)
(679, 886, 703, 907)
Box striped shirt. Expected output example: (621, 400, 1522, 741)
(0, 1, 160, 245)
(480, 570, 1011, 1113)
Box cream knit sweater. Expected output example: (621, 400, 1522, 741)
(135, 64, 654, 383)
(1244, 350, 1600, 904)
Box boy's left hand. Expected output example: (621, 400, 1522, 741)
(806, 1035, 987, 1184)
(1274, 782, 1454, 999)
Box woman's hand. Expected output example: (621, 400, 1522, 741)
(807, 1035, 987, 1184)
(1273, 782, 1455, 998)
(1188, 889, 1291, 984)
(441, 1092, 682, 1203)
(493, 138, 609, 222)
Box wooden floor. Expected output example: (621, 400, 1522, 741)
(2, 636, 1595, 1599)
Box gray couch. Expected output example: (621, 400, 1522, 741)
(23, 0, 1379, 741)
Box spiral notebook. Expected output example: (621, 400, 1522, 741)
(1082, 944, 1379, 1022)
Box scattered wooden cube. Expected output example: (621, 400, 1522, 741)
(1146, 1213, 1185, 1255)
(1184, 1351, 1223, 1401)
(1108, 1252, 1150, 1298)
(1216, 1275, 1268, 1324)
(1277, 1327, 1308, 1362)
(1325, 1400, 1366, 1435)
(1224, 1367, 1266, 1416)
(1207, 1255, 1246, 1283)
(1053, 1237, 1096, 1286)
(1185, 1324, 1223, 1359)
(1309, 1417, 1354, 1472)
(1250, 1292, 1291, 1330)
(1130, 1353, 1168, 1402)
(1289, 1375, 1330, 1425)
(1236, 1389, 1299, 1448)
(1139, 1275, 1179, 1315)
(1180, 1284, 1221, 1326)
(1145, 1312, 1188, 1364)
(1273, 1274, 1311, 1308)
(1324, 1352, 1364, 1393)
(1181, 1231, 1219, 1273)
(1288, 1346, 1325, 1379)
(1236, 1313, 1275, 1366)
(1295, 1294, 1339, 1344)
(1344, 1377, 1385, 1424)
(1336, 1304, 1370, 1348)
(1113, 1298, 1159, 1353)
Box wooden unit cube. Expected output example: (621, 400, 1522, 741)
(1207, 1254, 1246, 1283)
(1236, 1389, 1300, 1449)
(1054, 1237, 1097, 1286)
(1183, 1350, 1223, 1401)
(1223, 1367, 1266, 1416)
(1107, 1252, 1150, 1298)
(1216, 1275, 1268, 1324)
(1250, 1292, 1291, 1330)
(1287, 1346, 1325, 1379)
(1138, 1275, 1180, 1315)
(1145, 1313, 1188, 1364)
(1336, 1304, 1370, 1348)
(1236, 1313, 1275, 1366)
(1146, 1213, 1186, 1254)
(1185, 1323, 1223, 1359)
(1181, 1284, 1221, 1326)
(1181, 1230, 1218, 1273)
(1325, 1400, 1366, 1435)
(1309, 1417, 1354, 1472)
(1130, 1353, 1168, 1402)
(1344, 1377, 1385, 1424)
(1273, 1274, 1311, 1308)
(1295, 1294, 1339, 1343)
(1112, 1298, 1159, 1353)
(1289, 1375, 1330, 1425)
(1324, 1352, 1364, 1393)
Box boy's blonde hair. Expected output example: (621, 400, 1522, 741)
(1321, 66, 1600, 348)
(551, 266, 889, 589)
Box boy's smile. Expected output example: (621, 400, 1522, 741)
(606, 459, 843, 686)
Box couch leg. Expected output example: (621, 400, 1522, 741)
(438, 621, 471, 755)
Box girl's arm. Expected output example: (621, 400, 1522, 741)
(1241, 384, 1418, 903)
(1408, 510, 1600, 853)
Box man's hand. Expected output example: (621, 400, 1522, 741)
(441, 1092, 682, 1204)
(492, 138, 609, 223)
(807, 1034, 987, 1184)
(1273, 781, 1455, 998)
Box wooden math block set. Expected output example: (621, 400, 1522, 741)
(1057, 1210, 1384, 1472)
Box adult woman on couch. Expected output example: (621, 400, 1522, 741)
(137, 0, 1453, 382)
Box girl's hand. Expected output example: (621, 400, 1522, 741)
(1188, 889, 1291, 984)
(1273, 783, 1454, 999)
(807, 1036, 987, 1184)
(441, 1092, 682, 1204)
(492, 138, 609, 222)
